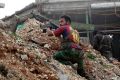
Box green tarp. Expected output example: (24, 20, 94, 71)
(16, 23, 24, 30)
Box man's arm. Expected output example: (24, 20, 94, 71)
(47, 26, 64, 37)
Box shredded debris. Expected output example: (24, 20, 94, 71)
(0, 18, 120, 80)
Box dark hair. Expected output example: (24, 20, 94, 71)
(60, 15, 71, 24)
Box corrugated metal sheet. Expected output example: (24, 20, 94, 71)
(91, 2, 120, 9)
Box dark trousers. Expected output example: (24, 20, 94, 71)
(100, 46, 113, 61)
(112, 35, 120, 61)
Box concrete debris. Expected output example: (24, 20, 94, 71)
(44, 44, 50, 49)
(0, 20, 8, 30)
(58, 72, 69, 80)
(16, 18, 42, 40)
(20, 55, 28, 60)
(0, 18, 120, 80)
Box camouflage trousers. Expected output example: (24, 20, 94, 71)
(53, 48, 84, 70)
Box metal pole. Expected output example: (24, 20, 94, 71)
(85, 10, 89, 24)
(88, 2, 92, 24)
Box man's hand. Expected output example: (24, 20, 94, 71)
(47, 28, 54, 36)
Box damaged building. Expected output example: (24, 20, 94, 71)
(0, 0, 120, 80)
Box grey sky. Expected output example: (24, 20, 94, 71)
(0, 0, 35, 19)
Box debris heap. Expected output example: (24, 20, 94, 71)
(0, 18, 120, 80)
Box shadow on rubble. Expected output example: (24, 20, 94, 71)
(0, 64, 8, 77)
(77, 69, 90, 80)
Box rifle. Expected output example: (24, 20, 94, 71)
(31, 12, 59, 29)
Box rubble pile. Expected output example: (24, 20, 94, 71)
(16, 18, 43, 40)
(84, 49, 120, 80)
(16, 19, 61, 50)
(0, 18, 120, 80)
(0, 19, 85, 80)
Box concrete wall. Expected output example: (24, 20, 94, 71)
(36, 0, 89, 3)
(35, 0, 49, 3)
(35, 0, 116, 3)
(43, 1, 89, 12)
(16, 8, 37, 17)
(48, 0, 90, 2)
(2, 3, 37, 22)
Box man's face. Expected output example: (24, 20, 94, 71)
(59, 18, 68, 26)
